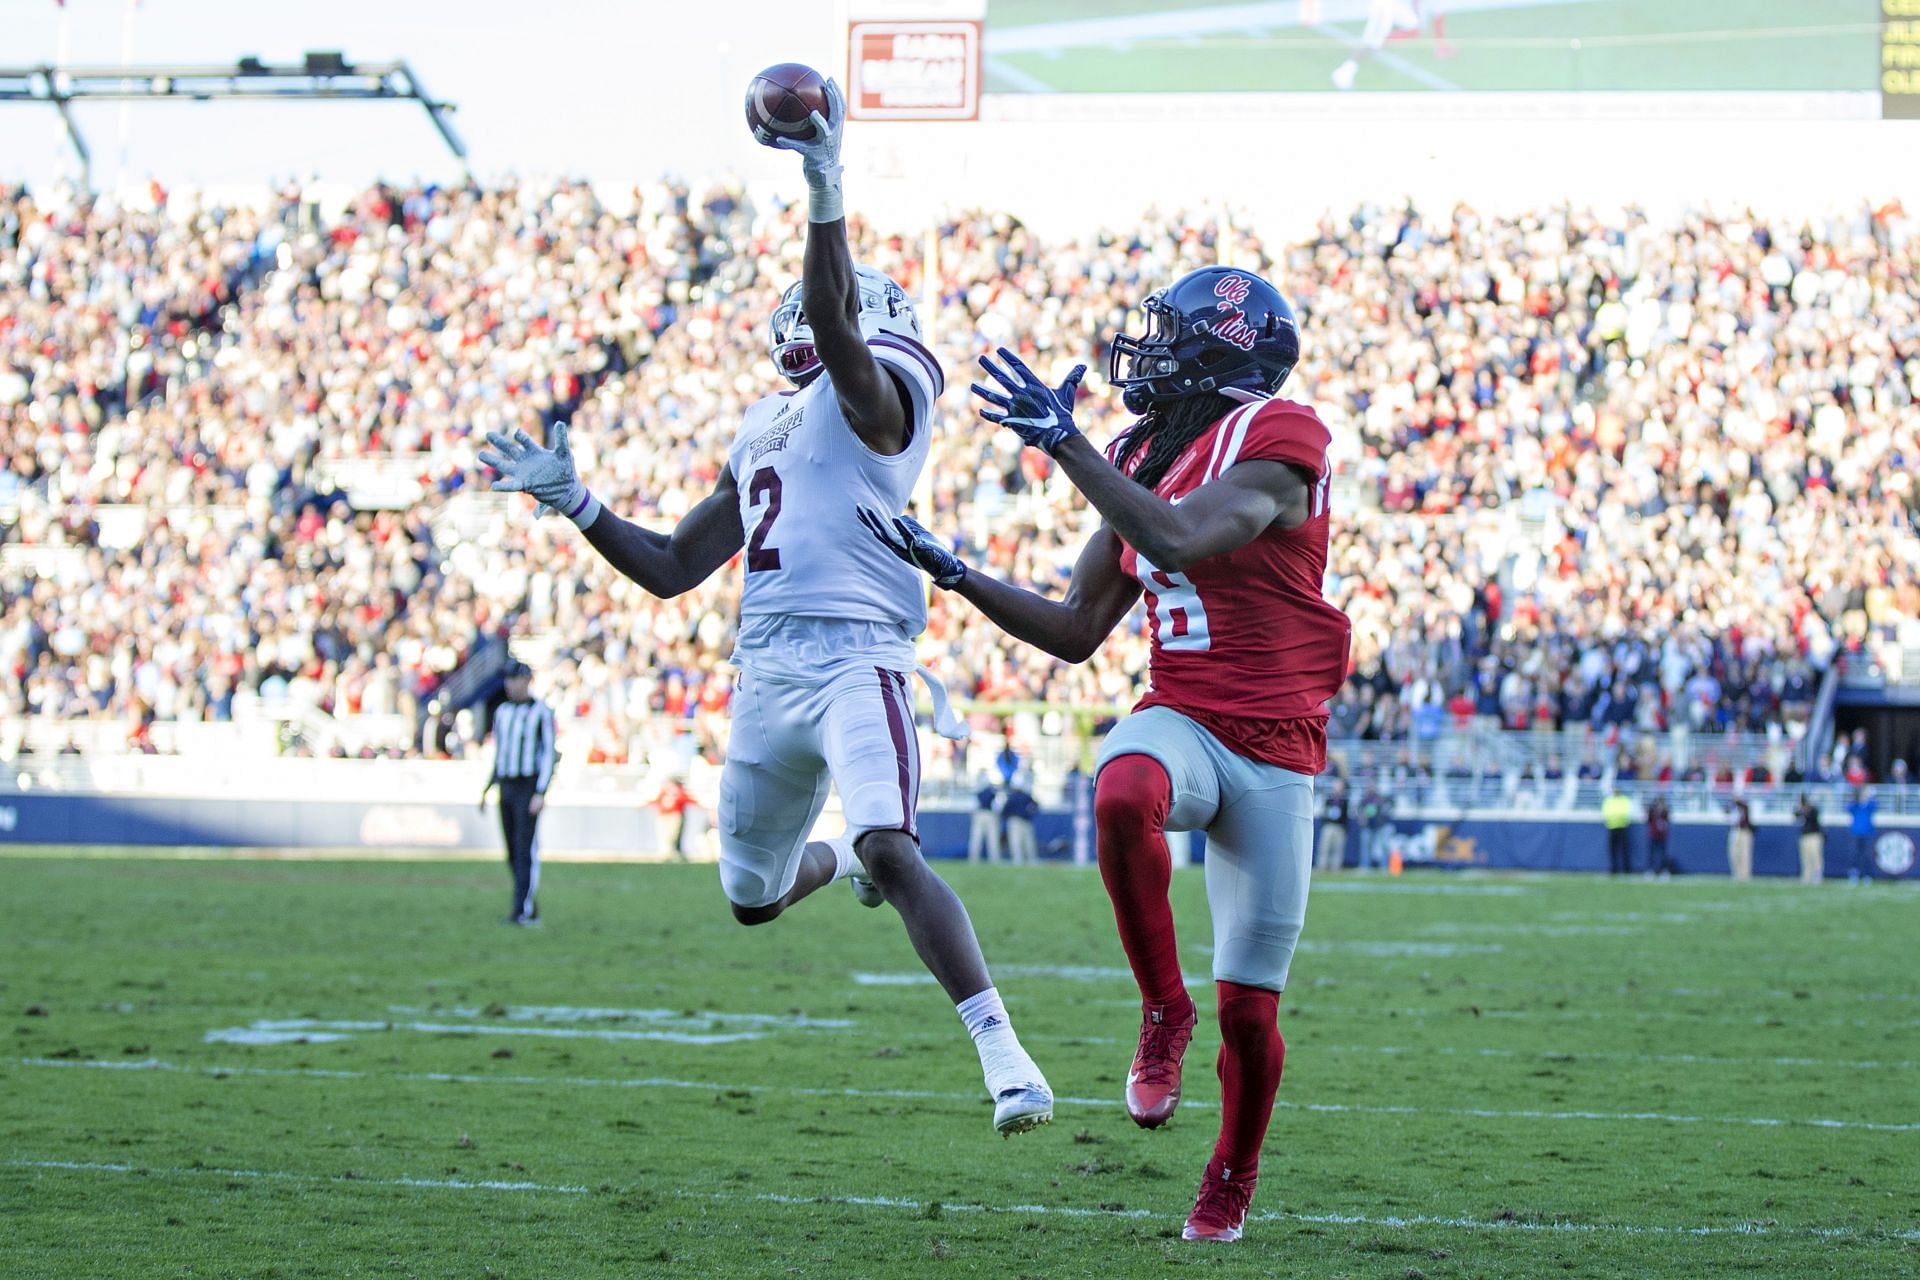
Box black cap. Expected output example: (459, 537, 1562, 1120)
(502, 660, 532, 679)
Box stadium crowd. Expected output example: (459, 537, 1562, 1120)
(2, 177, 1917, 784)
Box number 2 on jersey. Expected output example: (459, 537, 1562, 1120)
(746, 466, 783, 572)
(1137, 555, 1211, 652)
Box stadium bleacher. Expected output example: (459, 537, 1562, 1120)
(3, 178, 1917, 813)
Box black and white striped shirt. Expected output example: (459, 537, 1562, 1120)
(491, 699, 556, 792)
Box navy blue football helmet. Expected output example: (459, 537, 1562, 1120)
(1107, 266, 1300, 413)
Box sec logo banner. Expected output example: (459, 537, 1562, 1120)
(1874, 831, 1917, 878)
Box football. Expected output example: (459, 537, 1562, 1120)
(745, 62, 830, 147)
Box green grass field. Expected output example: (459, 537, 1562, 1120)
(4, 853, 1917, 1278)
(985, 0, 1878, 94)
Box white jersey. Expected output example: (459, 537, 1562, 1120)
(727, 335, 944, 677)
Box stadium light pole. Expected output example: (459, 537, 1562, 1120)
(0, 54, 468, 188)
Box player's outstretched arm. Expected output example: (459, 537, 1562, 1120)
(859, 509, 1138, 663)
(1053, 449, 1309, 573)
(770, 79, 911, 456)
(959, 525, 1142, 663)
(579, 470, 744, 599)
(479, 424, 743, 598)
(973, 348, 1312, 572)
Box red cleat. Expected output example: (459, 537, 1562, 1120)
(1182, 1157, 1258, 1242)
(1124, 1002, 1195, 1128)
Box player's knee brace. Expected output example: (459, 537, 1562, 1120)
(1095, 754, 1173, 839)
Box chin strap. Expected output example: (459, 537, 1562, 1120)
(1218, 387, 1273, 405)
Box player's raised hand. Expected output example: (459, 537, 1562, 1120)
(857, 506, 968, 589)
(767, 76, 846, 187)
(478, 422, 601, 528)
(972, 348, 1087, 455)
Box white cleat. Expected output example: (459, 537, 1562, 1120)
(850, 873, 885, 908)
(993, 1082, 1054, 1137)
(981, 1036, 1053, 1137)
(1332, 59, 1358, 90)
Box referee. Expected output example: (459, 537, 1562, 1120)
(481, 661, 555, 925)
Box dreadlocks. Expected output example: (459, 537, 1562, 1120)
(1111, 391, 1238, 491)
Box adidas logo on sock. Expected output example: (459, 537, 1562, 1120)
(979, 1015, 1003, 1030)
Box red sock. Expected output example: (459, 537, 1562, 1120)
(1094, 755, 1191, 1017)
(1213, 981, 1285, 1175)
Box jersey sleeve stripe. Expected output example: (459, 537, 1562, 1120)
(1208, 402, 1262, 481)
(1199, 412, 1235, 481)
(868, 334, 945, 399)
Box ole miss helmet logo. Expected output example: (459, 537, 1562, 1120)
(1195, 274, 1260, 350)
(1213, 274, 1253, 305)
(1197, 305, 1259, 351)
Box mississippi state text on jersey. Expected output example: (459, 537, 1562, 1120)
(1113, 397, 1353, 774)
(727, 335, 944, 628)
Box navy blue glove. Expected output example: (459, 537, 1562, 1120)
(972, 347, 1087, 455)
(857, 506, 968, 589)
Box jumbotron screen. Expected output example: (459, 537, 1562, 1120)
(979, 0, 1916, 115)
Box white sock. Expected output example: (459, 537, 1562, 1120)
(822, 832, 858, 882)
(960, 988, 1047, 1096)
(956, 987, 1012, 1043)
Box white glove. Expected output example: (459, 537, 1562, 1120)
(478, 422, 601, 529)
(766, 78, 846, 223)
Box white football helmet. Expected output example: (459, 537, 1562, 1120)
(769, 265, 921, 384)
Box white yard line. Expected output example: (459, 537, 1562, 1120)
(1302, 940, 1506, 956)
(1309, 1043, 1919, 1071)
(18, 1056, 1916, 1132)
(1414, 923, 1647, 936)
(12, 1159, 1916, 1242)
(205, 1005, 854, 1046)
(882, 965, 1917, 1029)
(855, 964, 1213, 987)
(1631, 985, 1920, 1006)
(384, 1004, 853, 1028)
(1278, 1099, 1919, 1133)
(8, 1158, 588, 1194)
(737, 1190, 1920, 1241)
(1088, 994, 1920, 1031)
(13, 1055, 1114, 1110)
(1468, 1008, 1920, 1030)
(204, 1028, 357, 1046)
(1313, 881, 1534, 894)
(203, 1018, 764, 1047)
(1292, 973, 1920, 1007)
(853, 944, 1497, 989)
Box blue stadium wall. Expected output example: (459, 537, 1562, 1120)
(0, 792, 1913, 879)
(916, 814, 1915, 880)
(0, 792, 657, 856)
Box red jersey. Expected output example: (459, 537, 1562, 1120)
(1111, 397, 1352, 775)
(656, 780, 693, 816)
